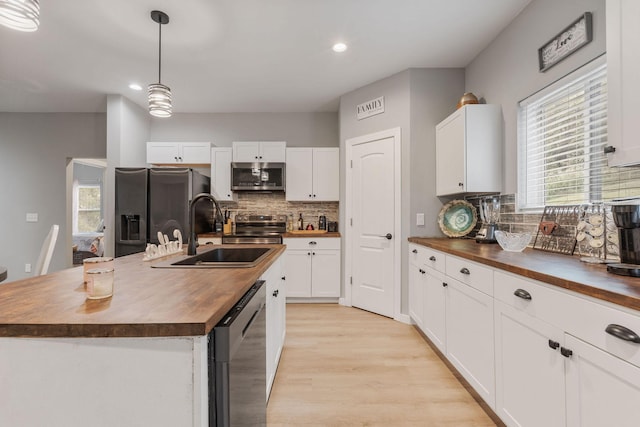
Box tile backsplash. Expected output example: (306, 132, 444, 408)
(465, 193, 540, 237)
(219, 193, 339, 231)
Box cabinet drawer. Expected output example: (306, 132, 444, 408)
(495, 270, 640, 369)
(283, 237, 340, 250)
(409, 244, 445, 273)
(494, 271, 566, 321)
(563, 295, 640, 369)
(446, 255, 493, 296)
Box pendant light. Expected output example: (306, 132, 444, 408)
(148, 10, 171, 118)
(0, 0, 40, 32)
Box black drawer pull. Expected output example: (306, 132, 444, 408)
(514, 288, 532, 300)
(605, 324, 640, 344)
(560, 347, 573, 358)
(442, 282, 448, 287)
(460, 267, 470, 275)
(412, 249, 418, 254)
(309, 241, 317, 245)
(548, 340, 560, 350)
(429, 256, 436, 261)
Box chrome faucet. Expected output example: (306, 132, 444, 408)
(187, 193, 224, 255)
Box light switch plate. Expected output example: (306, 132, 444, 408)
(416, 213, 425, 226)
(26, 213, 38, 222)
(25, 263, 31, 273)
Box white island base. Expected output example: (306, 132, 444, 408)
(0, 336, 209, 427)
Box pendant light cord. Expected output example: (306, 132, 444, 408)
(158, 20, 162, 84)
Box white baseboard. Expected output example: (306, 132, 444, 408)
(394, 313, 412, 324)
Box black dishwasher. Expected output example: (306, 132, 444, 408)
(209, 280, 266, 427)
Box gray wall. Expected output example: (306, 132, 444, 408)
(465, 0, 606, 194)
(339, 69, 464, 314)
(0, 113, 106, 282)
(148, 112, 339, 147)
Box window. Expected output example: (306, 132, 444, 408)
(517, 56, 640, 211)
(73, 183, 102, 233)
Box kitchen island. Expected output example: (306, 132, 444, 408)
(0, 244, 284, 427)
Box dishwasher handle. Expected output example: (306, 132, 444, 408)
(243, 302, 265, 337)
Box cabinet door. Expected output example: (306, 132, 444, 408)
(180, 142, 210, 164)
(147, 142, 180, 164)
(606, 0, 640, 166)
(446, 277, 495, 408)
(423, 267, 446, 354)
(310, 249, 340, 297)
(565, 334, 640, 427)
(436, 110, 465, 196)
(312, 148, 339, 201)
(211, 148, 236, 201)
(232, 141, 261, 162)
(259, 141, 286, 162)
(494, 301, 565, 427)
(285, 148, 313, 201)
(409, 262, 425, 329)
(283, 249, 312, 297)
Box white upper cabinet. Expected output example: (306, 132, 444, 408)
(435, 104, 502, 196)
(232, 141, 286, 162)
(210, 147, 236, 201)
(286, 147, 339, 201)
(147, 142, 211, 165)
(605, 0, 640, 166)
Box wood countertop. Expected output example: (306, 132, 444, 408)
(0, 245, 285, 338)
(409, 237, 640, 312)
(282, 231, 341, 238)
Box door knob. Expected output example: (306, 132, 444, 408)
(379, 233, 392, 240)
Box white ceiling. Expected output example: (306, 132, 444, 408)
(0, 0, 531, 114)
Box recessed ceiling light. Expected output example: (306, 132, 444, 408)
(129, 83, 143, 91)
(332, 42, 347, 53)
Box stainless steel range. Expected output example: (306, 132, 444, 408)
(222, 214, 287, 244)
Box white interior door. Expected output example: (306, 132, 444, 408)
(350, 135, 396, 317)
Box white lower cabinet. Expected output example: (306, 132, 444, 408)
(494, 301, 566, 427)
(446, 276, 495, 408)
(411, 245, 640, 427)
(263, 257, 286, 399)
(565, 334, 640, 427)
(408, 244, 493, 404)
(283, 238, 340, 299)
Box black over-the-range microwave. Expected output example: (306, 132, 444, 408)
(231, 162, 285, 191)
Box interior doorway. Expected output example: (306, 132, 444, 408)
(344, 127, 401, 319)
(65, 158, 106, 267)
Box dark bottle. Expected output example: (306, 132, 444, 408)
(297, 213, 304, 230)
(319, 215, 327, 230)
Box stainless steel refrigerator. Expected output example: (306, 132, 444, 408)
(115, 167, 211, 257)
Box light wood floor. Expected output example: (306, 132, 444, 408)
(267, 304, 498, 426)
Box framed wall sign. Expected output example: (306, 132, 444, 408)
(538, 12, 592, 72)
(356, 96, 385, 120)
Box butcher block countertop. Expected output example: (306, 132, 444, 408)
(0, 244, 284, 338)
(409, 237, 640, 312)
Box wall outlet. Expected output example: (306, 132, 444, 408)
(25, 263, 31, 273)
(416, 213, 425, 226)
(26, 213, 38, 222)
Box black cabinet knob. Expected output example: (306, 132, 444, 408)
(442, 282, 448, 287)
(429, 256, 436, 261)
(281, 276, 286, 281)
(560, 347, 573, 358)
(412, 249, 418, 254)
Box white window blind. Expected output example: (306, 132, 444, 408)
(518, 57, 640, 211)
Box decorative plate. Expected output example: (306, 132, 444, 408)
(438, 200, 477, 238)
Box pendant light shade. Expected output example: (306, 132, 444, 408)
(148, 83, 172, 118)
(148, 10, 171, 118)
(0, 0, 40, 32)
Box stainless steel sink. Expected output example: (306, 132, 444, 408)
(152, 247, 272, 268)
